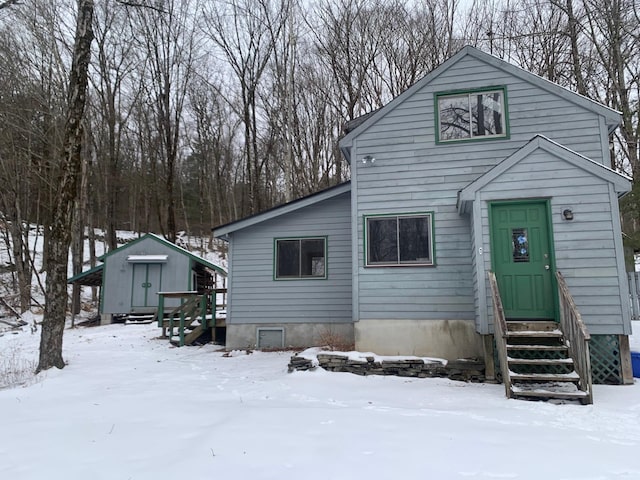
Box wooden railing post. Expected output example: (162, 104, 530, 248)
(488, 271, 512, 399)
(556, 271, 593, 404)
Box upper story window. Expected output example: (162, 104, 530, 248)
(275, 237, 327, 279)
(365, 213, 434, 267)
(436, 87, 508, 143)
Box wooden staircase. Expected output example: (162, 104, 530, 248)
(504, 320, 589, 403)
(488, 271, 593, 405)
(158, 293, 210, 347)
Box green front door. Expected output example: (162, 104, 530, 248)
(490, 201, 555, 320)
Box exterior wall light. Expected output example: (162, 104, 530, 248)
(562, 208, 574, 221)
(362, 155, 375, 165)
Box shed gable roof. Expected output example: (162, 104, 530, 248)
(100, 233, 226, 275)
(339, 46, 621, 161)
(457, 135, 631, 214)
(69, 233, 226, 285)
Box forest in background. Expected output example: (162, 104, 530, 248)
(0, 0, 638, 313)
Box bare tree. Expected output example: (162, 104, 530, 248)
(37, 0, 94, 372)
(203, 0, 288, 215)
(126, 0, 200, 242)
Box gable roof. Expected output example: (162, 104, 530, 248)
(457, 135, 631, 214)
(213, 181, 351, 238)
(339, 45, 621, 162)
(68, 233, 226, 285)
(100, 233, 226, 276)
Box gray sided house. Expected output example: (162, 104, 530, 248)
(214, 46, 633, 387)
(69, 233, 226, 324)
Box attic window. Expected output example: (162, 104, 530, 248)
(436, 87, 508, 143)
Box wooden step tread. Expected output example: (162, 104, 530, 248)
(507, 344, 568, 351)
(507, 357, 573, 365)
(511, 387, 588, 400)
(507, 321, 558, 332)
(506, 330, 563, 338)
(509, 371, 579, 382)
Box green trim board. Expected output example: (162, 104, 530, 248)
(363, 212, 435, 267)
(273, 236, 328, 280)
(67, 264, 104, 285)
(434, 85, 510, 144)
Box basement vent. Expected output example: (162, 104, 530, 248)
(257, 328, 284, 349)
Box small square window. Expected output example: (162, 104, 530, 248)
(365, 214, 433, 266)
(275, 237, 327, 279)
(436, 88, 507, 142)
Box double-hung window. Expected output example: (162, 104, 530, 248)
(436, 87, 508, 142)
(365, 213, 433, 266)
(275, 237, 327, 279)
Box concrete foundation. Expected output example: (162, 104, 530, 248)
(355, 319, 484, 361)
(100, 313, 113, 326)
(226, 323, 355, 350)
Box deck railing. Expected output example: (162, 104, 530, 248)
(556, 271, 593, 404)
(487, 271, 512, 398)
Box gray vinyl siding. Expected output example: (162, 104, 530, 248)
(350, 52, 618, 326)
(102, 237, 192, 314)
(227, 192, 351, 325)
(476, 150, 627, 334)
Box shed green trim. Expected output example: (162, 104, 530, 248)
(67, 264, 104, 285)
(98, 233, 226, 276)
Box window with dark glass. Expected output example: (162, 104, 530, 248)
(275, 238, 326, 279)
(437, 88, 507, 142)
(366, 214, 433, 266)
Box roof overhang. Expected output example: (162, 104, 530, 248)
(457, 135, 631, 214)
(213, 182, 351, 239)
(339, 45, 621, 160)
(67, 264, 104, 286)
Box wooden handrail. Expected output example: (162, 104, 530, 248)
(556, 271, 593, 404)
(487, 271, 512, 399)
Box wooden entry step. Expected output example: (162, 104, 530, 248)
(503, 320, 588, 404)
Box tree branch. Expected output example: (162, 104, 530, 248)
(115, 0, 167, 14)
(0, 0, 20, 10)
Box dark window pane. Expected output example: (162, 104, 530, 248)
(301, 239, 325, 277)
(399, 216, 430, 263)
(368, 218, 398, 264)
(438, 95, 470, 140)
(277, 240, 299, 277)
(472, 92, 503, 137)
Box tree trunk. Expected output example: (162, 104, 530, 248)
(37, 0, 94, 373)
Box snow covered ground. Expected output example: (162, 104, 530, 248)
(1, 322, 640, 480)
